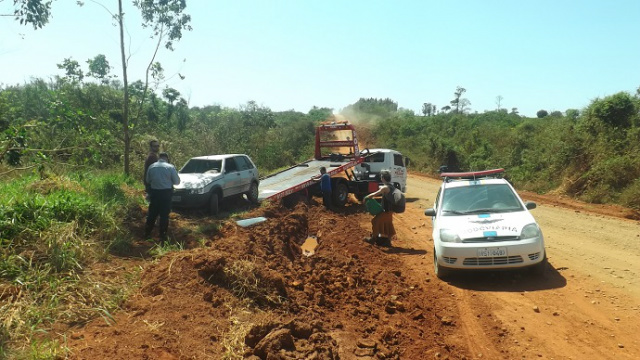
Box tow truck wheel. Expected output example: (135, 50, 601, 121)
(332, 182, 349, 207)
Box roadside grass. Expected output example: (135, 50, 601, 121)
(148, 241, 184, 258)
(220, 307, 273, 360)
(220, 308, 254, 360)
(0, 172, 143, 358)
(223, 259, 286, 307)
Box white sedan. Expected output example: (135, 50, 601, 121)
(424, 169, 546, 280)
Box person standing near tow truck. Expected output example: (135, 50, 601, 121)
(312, 166, 333, 210)
(363, 170, 400, 247)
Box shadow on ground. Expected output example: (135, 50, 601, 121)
(442, 264, 567, 292)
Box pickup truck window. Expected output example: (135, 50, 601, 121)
(235, 156, 253, 171)
(394, 154, 404, 166)
(364, 153, 385, 163)
(225, 158, 238, 172)
(180, 159, 222, 174)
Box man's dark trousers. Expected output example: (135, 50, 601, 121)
(145, 189, 173, 238)
(322, 191, 332, 209)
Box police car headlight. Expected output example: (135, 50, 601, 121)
(439, 229, 462, 243)
(188, 187, 206, 195)
(520, 223, 541, 239)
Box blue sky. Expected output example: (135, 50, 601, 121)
(2, 1, 639, 117)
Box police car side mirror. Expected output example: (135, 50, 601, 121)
(524, 201, 537, 210)
(424, 208, 436, 217)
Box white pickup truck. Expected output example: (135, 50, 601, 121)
(171, 154, 260, 215)
(353, 148, 408, 193)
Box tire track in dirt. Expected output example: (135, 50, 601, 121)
(391, 205, 510, 360)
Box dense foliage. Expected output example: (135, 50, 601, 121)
(0, 78, 320, 183)
(2, 80, 640, 210)
(371, 92, 640, 209)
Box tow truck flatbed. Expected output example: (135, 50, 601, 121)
(257, 158, 361, 202)
(255, 120, 408, 207)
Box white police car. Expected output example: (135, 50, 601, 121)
(424, 169, 546, 279)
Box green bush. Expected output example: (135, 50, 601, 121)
(619, 178, 640, 210)
(580, 155, 640, 197)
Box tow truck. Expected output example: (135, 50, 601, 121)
(257, 121, 409, 207)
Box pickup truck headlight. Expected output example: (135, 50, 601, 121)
(439, 229, 462, 243)
(520, 223, 541, 239)
(188, 187, 207, 195)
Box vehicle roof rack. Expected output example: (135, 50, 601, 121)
(440, 168, 505, 182)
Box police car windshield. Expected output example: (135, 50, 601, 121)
(441, 184, 524, 215)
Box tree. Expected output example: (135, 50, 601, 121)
(307, 106, 333, 122)
(110, 0, 192, 174)
(566, 109, 580, 120)
(537, 110, 549, 118)
(86, 54, 113, 84)
(450, 86, 470, 113)
(422, 102, 433, 117)
(343, 98, 398, 116)
(57, 58, 84, 83)
(175, 98, 189, 132)
(441, 105, 451, 113)
(162, 87, 181, 122)
(495, 95, 503, 111)
(587, 92, 636, 128)
(16, 1, 192, 175)
(8, 0, 52, 29)
(458, 98, 471, 114)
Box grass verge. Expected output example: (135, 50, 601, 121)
(0, 171, 144, 358)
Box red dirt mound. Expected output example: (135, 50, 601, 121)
(67, 201, 470, 359)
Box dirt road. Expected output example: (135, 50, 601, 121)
(65, 172, 639, 359)
(390, 173, 640, 359)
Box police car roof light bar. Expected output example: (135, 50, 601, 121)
(440, 168, 505, 182)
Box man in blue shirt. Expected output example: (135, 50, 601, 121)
(145, 152, 180, 241)
(312, 166, 332, 210)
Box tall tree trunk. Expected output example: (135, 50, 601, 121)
(118, 0, 130, 175)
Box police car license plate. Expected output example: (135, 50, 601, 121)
(477, 247, 507, 257)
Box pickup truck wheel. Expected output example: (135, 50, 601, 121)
(246, 182, 259, 204)
(332, 182, 349, 207)
(209, 193, 219, 216)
